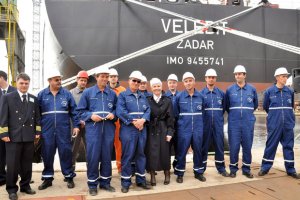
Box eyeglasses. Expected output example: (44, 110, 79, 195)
(131, 79, 141, 83)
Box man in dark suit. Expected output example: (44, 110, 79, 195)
(0, 70, 16, 186)
(0, 73, 41, 200)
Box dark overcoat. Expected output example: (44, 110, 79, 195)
(146, 95, 175, 171)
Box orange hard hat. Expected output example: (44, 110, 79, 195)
(77, 70, 89, 79)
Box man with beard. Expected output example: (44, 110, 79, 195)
(199, 69, 229, 177)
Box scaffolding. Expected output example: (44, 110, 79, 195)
(0, 2, 18, 84)
(32, 0, 41, 92)
(0, 0, 25, 85)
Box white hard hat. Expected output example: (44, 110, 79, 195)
(274, 67, 290, 77)
(95, 66, 111, 75)
(182, 72, 195, 81)
(205, 68, 217, 77)
(233, 65, 246, 73)
(129, 70, 143, 80)
(150, 78, 162, 86)
(47, 69, 63, 80)
(167, 74, 178, 81)
(109, 68, 118, 76)
(140, 75, 147, 82)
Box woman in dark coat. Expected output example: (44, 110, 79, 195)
(145, 78, 175, 186)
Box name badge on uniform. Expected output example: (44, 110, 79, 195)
(29, 97, 35, 103)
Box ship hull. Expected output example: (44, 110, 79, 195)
(45, 0, 300, 92)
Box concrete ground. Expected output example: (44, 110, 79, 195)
(1, 145, 300, 200)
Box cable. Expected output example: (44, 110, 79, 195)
(126, 0, 300, 54)
(61, 2, 264, 87)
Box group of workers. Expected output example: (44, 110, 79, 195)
(0, 64, 299, 200)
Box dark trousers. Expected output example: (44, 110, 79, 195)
(72, 128, 86, 168)
(6, 142, 34, 194)
(0, 140, 6, 183)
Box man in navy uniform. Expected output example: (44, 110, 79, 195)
(0, 70, 16, 187)
(0, 73, 41, 200)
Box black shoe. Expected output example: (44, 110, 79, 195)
(9, 193, 18, 200)
(100, 185, 116, 192)
(38, 180, 52, 190)
(258, 170, 268, 176)
(176, 176, 183, 183)
(0, 180, 5, 186)
(229, 172, 236, 178)
(220, 171, 230, 177)
(288, 173, 300, 179)
(243, 172, 254, 179)
(136, 182, 152, 190)
(89, 188, 98, 196)
(194, 173, 206, 182)
(67, 179, 75, 188)
(20, 188, 36, 195)
(121, 187, 129, 193)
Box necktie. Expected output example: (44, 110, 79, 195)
(22, 94, 27, 103)
(2, 90, 6, 95)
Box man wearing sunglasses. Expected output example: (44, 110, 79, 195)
(116, 71, 151, 193)
(258, 67, 300, 179)
(37, 70, 80, 190)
